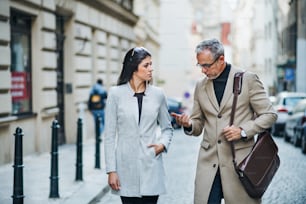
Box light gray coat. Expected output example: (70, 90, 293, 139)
(185, 66, 278, 204)
(104, 83, 173, 197)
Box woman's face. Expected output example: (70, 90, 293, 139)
(133, 56, 153, 81)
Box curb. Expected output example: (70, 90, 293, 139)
(88, 185, 110, 204)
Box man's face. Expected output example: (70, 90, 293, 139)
(196, 50, 225, 80)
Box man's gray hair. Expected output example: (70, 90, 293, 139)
(195, 38, 224, 59)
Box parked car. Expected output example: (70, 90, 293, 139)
(271, 91, 306, 137)
(269, 96, 277, 105)
(284, 99, 306, 145)
(300, 122, 306, 154)
(167, 97, 184, 129)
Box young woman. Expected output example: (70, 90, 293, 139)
(104, 47, 173, 204)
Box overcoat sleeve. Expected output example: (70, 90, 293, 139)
(104, 87, 118, 173)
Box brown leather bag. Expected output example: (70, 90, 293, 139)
(230, 72, 280, 198)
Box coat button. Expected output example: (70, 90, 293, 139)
(218, 140, 221, 144)
(217, 114, 222, 118)
(213, 164, 216, 168)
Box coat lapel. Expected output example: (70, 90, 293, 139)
(204, 79, 219, 111)
(126, 83, 141, 127)
(219, 67, 240, 111)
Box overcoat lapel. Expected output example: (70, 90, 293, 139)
(219, 67, 239, 112)
(126, 83, 141, 127)
(205, 80, 219, 111)
(132, 96, 140, 126)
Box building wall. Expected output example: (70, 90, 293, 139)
(296, 0, 306, 93)
(260, 0, 278, 95)
(232, 0, 291, 95)
(159, 0, 196, 99)
(0, 0, 138, 165)
(133, 0, 160, 84)
(232, 0, 254, 70)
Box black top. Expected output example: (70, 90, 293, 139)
(213, 63, 231, 105)
(134, 92, 145, 124)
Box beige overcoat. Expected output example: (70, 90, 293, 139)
(185, 66, 277, 204)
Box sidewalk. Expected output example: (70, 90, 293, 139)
(0, 138, 109, 204)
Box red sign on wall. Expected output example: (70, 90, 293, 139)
(11, 72, 29, 102)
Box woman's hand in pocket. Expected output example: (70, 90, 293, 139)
(147, 143, 165, 156)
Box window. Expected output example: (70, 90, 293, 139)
(10, 10, 32, 115)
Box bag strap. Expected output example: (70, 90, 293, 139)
(229, 72, 244, 125)
(230, 72, 244, 173)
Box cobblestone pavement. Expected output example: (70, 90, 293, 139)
(95, 131, 306, 204)
(261, 136, 306, 204)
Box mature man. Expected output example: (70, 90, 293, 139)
(171, 39, 277, 204)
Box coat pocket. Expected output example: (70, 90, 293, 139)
(149, 147, 156, 157)
(234, 140, 254, 150)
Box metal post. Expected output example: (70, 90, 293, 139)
(12, 127, 24, 204)
(75, 118, 83, 181)
(95, 114, 101, 169)
(49, 120, 60, 198)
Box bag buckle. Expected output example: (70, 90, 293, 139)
(238, 170, 244, 178)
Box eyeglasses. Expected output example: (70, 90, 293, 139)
(196, 55, 220, 69)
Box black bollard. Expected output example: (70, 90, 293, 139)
(12, 127, 25, 204)
(49, 120, 60, 198)
(75, 118, 83, 181)
(95, 114, 101, 169)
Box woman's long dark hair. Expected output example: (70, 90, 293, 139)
(117, 47, 151, 85)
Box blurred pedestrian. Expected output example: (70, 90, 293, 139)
(171, 38, 277, 204)
(104, 47, 173, 204)
(88, 78, 107, 135)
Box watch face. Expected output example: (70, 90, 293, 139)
(241, 130, 247, 137)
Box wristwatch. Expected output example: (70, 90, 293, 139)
(240, 128, 247, 140)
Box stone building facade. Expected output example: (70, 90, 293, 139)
(0, 0, 160, 165)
